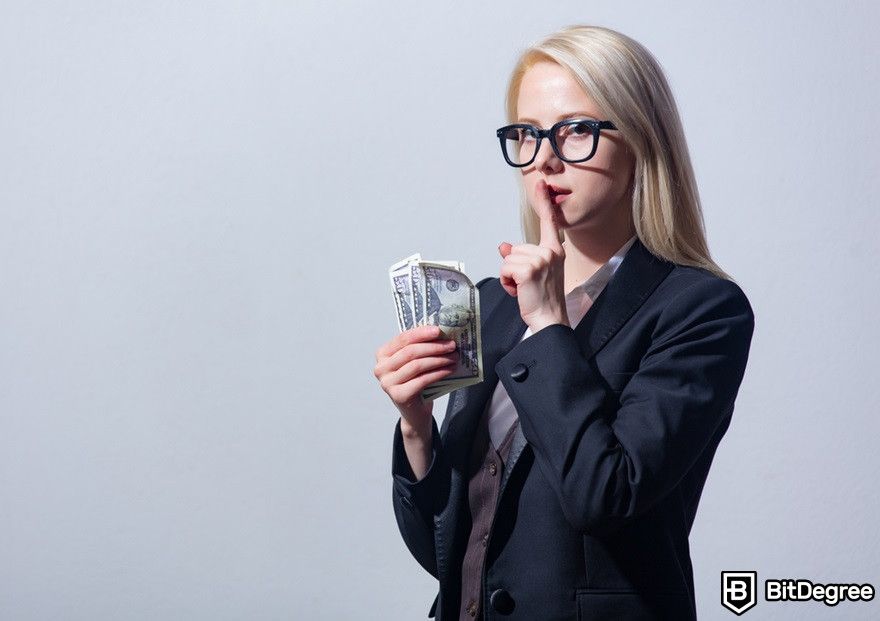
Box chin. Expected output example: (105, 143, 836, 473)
(562, 212, 604, 233)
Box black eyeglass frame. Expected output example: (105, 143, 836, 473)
(495, 118, 618, 167)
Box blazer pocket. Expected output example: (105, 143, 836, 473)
(575, 588, 690, 621)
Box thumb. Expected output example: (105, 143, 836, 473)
(498, 241, 512, 258)
(535, 179, 563, 254)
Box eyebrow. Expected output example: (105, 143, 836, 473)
(516, 111, 599, 124)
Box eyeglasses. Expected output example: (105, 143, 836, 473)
(495, 118, 618, 167)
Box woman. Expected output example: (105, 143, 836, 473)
(374, 25, 755, 621)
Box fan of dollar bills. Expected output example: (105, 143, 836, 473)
(388, 253, 484, 401)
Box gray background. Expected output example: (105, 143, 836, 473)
(1, 1, 878, 619)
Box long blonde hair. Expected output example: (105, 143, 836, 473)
(505, 25, 730, 280)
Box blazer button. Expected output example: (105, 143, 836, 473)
(510, 363, 529, 382)
(489, 588, 514, 614)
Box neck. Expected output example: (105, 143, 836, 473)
(561, 212, 636, 296)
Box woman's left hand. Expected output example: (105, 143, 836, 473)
(498, 179, 570, 333)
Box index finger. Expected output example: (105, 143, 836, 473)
(536, 180, 563, 253)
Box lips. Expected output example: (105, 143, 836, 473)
(547, 184, 571, 195)
(547, 184, 571, 206)
(550, 192, 568, 205)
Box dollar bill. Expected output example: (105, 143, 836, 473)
(388, 253, 420, 331)
(388, 254, 484, 401)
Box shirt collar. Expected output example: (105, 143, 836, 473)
(565, 235, 637, 302)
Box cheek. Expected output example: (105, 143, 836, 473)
(577, 154, 632, 197)
(573, 171, 614, 196)
(609, 148, 635, 187)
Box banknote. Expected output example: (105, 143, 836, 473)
(388, 253, 420, 331)
(388, 254, 483, 401)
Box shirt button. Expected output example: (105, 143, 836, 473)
(482, 533, 488, 547)
(466, 599, 477, 616)
(488, 461, 497, 476)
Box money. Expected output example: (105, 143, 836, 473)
(388, 253, 484, 401)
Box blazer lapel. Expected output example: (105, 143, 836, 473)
(570, 238, 674, 360)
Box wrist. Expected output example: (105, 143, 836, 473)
(528, 313, 570, 333)
(400, 416, 432, 441)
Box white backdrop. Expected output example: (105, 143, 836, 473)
(1, 1, 878, 619)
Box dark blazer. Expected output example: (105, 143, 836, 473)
(391, 237, 755, 620)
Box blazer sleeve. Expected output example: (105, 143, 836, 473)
(391, 414, 444, 579)
(494, 276, 755, 536)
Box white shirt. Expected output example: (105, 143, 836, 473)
(486, 235, 637, 449)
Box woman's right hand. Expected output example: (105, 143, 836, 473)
(373, 324, 458, 436)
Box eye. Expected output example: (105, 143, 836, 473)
(556, 121, 593, 142)
(520, 127, 538, 142)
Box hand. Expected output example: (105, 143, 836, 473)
(373, 325, 458, 436)
(498, 179, 570, 332)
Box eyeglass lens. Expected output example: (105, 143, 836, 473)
(501, 121, 596, 165)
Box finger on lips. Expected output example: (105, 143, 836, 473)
(536, 181, 564, 254)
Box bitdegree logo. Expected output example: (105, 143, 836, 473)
(721, 571, 875, 615)
(765, 579, 875, 606)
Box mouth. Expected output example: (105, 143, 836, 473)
(547, 183, 571, 194)
(547, 184, 572, 205)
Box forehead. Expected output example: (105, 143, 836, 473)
(516, 61, 600, 120)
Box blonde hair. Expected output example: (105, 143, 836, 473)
(505, 25, 730, 280)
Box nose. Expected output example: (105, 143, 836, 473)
(533, 135, 563, 173)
